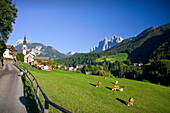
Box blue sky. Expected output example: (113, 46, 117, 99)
(7, 0, 170, 53)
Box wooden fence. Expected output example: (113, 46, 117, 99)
(14, 64, 72, 113)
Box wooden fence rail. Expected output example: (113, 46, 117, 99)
(14, 64, 72, 113)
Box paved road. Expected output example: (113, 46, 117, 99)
(0, 64, 27, 113)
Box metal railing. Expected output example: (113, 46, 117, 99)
(14, 64, 72, 113)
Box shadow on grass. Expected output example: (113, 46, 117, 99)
(90, 83, 96, 87)
(106, 87, 112, 90)
(21, 75, 39, 113)
(116, 98, 127, 106)
(111, 82, 116, 84)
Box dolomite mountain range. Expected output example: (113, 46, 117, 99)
(90, 36, 123, 52)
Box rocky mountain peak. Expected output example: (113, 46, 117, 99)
(66, 51, 76, 56)
(90, 36, 123, 52)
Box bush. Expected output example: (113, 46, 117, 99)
(16, 53, 24, 62)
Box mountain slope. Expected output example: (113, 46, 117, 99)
(15, 43, 66, 59)
(105, 23, 170, 63)
(56, 23, 170, 66)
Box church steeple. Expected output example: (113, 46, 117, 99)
(23, 35, 27, 45)
(22, 35, 27, 55)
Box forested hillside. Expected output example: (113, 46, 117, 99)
(56, 53, 102, 67)
(56, 23, 170, 66)
(111, 24, 170, 63)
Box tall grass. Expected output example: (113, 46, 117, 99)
(21, 64, 170, 113)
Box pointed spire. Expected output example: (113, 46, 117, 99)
(23, 35, 27, 45)
(24, 35, 26, 41)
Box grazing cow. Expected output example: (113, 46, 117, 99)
(127, 98, 135, 106)
(112, 86, 120, 91)
(115, 80, 118, 84)
(119, 88, 123, 92)
(96, 81, 101, 87)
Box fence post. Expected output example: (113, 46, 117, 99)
(37, 86, 40, 98)
(36, 86, 40, 104)
(44, 100, 49, 113)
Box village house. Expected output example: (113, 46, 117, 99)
(67, 67, 77, 71)
(85, 72, 93, 75)
(76, 65, 83, 68)
(67, 67, 74, 71)
(57, 65, 61, 69)
(73, 68, 77, 71)
(3, 45, 17, 59)
(133, 63, 143, 66)
(24, 50, 36, 65)
(33, 57, 50, 66)
(41, 65, 53, 71)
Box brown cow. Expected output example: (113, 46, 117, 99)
(112, 86, 120, 91)
(127, 98, 135, 106)
(96, 81, 101, 87)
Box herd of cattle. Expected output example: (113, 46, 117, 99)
(96, 80, 135, 106)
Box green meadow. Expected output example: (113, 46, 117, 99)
(21, 64, 170, 113)
(96, 53, 128, 63)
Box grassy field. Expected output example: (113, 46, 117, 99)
(21, 64, 170, 113)
(96, 53, 128, 63)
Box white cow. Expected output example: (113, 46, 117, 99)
(119, 88, 123, 92)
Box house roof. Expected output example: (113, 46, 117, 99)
(6, 45, 16, 52)
(25, 51, 36, 57)
(6, 45, 14, 49)
(34, 57, 50, 60)
(6, 45, 15, 51)
(12, 51, 18, 56)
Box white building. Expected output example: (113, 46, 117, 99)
(24, 50, 36, 65)
(76, 65, 83, 68)
(3, 45, 17, 59)
(22, 36, 36, 64)
(22, 36, 27, 55)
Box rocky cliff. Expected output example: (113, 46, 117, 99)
(90, 36, 123, 52)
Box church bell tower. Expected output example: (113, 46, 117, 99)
(22, 36, 27, 55)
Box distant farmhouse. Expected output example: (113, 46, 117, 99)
(3, 45, 17, 64)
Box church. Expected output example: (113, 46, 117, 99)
(22, 36, 36, 65)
